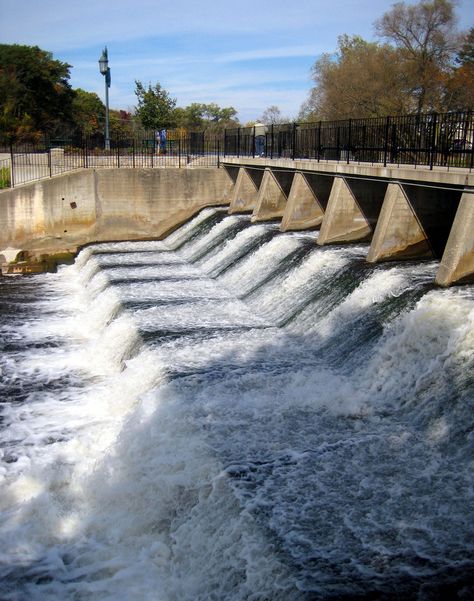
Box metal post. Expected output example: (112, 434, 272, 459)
(237, 128, 241, 158)
(383, 116, 390, 167)
(9, 141, 14, 188)
(347, 119, 352, 164)
(116, 138, 120, 168)
(217, 139, 220, 168)
(252, 126, 256, 158)
(429, 112, 437, 170)
(105, 81, 110, 151)
(317, 121, 321, 162)
(179, 138, 181, 168)
(223, 129, 227, 158)
(270, 124, 274, 160)
(132, 138, 135, 169)
(48, 148, 52, 178)
(292, 122, 297, 160)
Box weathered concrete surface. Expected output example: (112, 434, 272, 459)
(280, 172, 325, 231)
(436, 192, 474, 285)
(367, 182, 463, 263)
(367, 183, 433, 262)
(228, 167, 261, 213)
(0, 168, 232, 259)
(222, 157, 474, 188)
(251, 168, 290, 222)
(318, 177, 372, 245)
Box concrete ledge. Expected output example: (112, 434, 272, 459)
(0, 168, 232, 256)
(222, 157, 474, 187)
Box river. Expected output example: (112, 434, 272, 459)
(0, 207, 473, 600)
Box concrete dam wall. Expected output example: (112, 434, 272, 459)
(0, 168, 233, 267)
(0, 160, 472, 286)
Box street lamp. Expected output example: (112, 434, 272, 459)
(98, 47, 111, 150)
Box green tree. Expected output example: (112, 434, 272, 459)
(0, 44, 74, 141)
(173, 103, 238, 131)
(71, 89, 105, 136)
(134, 81, 177, 130)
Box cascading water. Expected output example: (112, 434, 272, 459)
(0, 207, 473, 600)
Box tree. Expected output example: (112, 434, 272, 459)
(444, 27, 474, 110)
(134, 81, 177, 130)
(0, 44, 74, 141)
(71, 89, 105, 136)
(300, 35, 408, 120)
(173, 103, 238, 131)
(374, 0, 458, 113)
(259, 106, 288, 125)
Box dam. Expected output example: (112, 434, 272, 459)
(0, 158, 473, 599)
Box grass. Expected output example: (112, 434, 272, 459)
(0, 165, 11, 188)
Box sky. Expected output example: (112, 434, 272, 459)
(1, 0, 473, 123)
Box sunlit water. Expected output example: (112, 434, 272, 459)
(1, 207, 473, 600)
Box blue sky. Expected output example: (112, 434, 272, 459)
(1, 0, 473, 123)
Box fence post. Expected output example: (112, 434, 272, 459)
(223, 129, 227, 158)
(252, 126, 256, 158)
(9, 142, 15, 188)
(470, 110, 474, 171)
(383, 116, 390, 167)
(292, 122, 297, 160)
(179, 138, 182, 168)
(317, 121, 321, 162)
(347, 119, 352, 165)
(48, 147, 52, 178)
(132, 138, 136, 168)
(117, 139, 120, 168)
(237, 128, 241, 158)
(429, 112, 437, 170)
(217, 139, 220, 168)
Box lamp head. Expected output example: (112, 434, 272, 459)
(99, 47, 109, 75)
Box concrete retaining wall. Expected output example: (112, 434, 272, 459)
(0, 168, 232, 256)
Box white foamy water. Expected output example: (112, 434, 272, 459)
(1, 209, 473, 601)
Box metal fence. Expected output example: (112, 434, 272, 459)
(224, 111, 474, 170)
(1, 111, 473, 189)
(1, 132, 221, 188)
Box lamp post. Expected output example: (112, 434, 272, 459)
(98, 47, 111, 150)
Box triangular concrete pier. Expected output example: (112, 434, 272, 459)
(251, 168, 288, 222)
(317, 177, 371, 245)
(280, 172, 325, 231)
(228, 167, 259, 214)
(367, 183, 433, 262)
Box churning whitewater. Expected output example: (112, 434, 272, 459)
(0, 208, 473, 600)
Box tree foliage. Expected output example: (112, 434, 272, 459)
(300, 0, 470, 120)
(0, 44, 74, 141)
(71, 89, 105, 136)
(134, 81, 177, 130)
(174, 102, 238, 131)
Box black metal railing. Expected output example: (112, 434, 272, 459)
(223, 110, 474, 170)
(0, 131, 222, 188)
(0, 111, 472, 189)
